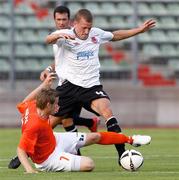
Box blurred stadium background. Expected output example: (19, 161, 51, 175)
(1, 0, 179, 127)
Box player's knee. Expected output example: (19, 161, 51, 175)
(80, 157, 95, 171)
(90, 133, 101, 143)
(100, 107, 113, 119)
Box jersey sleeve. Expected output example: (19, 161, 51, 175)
(17, 100, 35, 114)
(51, 29, 67, 46)
(94, 28, 114, 44)
(17, 101, 28, 114)
(18, 129, 38, 155)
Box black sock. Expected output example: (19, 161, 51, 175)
(106, 117, 122, 132)
(64, 124, 81, 156)
(73, 114, 93, 128)
(106, 117, 125, 159)
(64, 124, 77, 132)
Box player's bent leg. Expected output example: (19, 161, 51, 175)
(91, 98, 125, 163)
(35, 152, 94, 172)
(91, 98, 113, 120)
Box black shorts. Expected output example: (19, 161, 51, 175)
(55, 81, 110, 118)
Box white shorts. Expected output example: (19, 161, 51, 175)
(35, 132, 86, 172)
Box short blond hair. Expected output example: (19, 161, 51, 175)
(74, 9, 93, 23)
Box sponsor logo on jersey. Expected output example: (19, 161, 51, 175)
(77, 50, 94, 60)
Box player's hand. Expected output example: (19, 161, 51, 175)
(40, 69, 50, 81)
(25, 169, 38, 174)
(43, 72, 57, 87)
(139, 19, 156, 33)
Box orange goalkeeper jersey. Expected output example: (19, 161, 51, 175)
(17, 100, 56, 164)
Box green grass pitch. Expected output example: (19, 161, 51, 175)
(0, 128, 179, 180)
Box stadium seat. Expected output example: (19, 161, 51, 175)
(0, 59, 10, 71)
(100, 2, 117, 15)
(37, 30, 51, 41)
(0, 31, 8, 43)
(138, 32, 151, 43)
(0, 2, 10, 14)
(166, 3, 179, 15)
(175, 45, 179, 56)
(142, 44, 160, 56)
(160, 44, 177, 57)
(168, 59, 179, 70)
(15, 16, 26, 28)
(14, 30, 23, 42)
(1, 45, 10, 57)
(26, 16, 43, 28)
(14, 2, 33, 14)
(167, 31, 179, 42)
(116, 2, 133, 15)
(39, 59, 53, 70)
(150, 3, 167, 15)
(66, 2, 83, 15)
(93, 17, 109, 29)
(45, 46, 53, 56)
(138, 3, 151, 15)
(0, 16, 10, 28)
(16, 44, 31, 57)
(40, 16, 54, 28)
(15, 59, 26, 71)
(31, 44, 47, 56)
(22, 30, 38, 42)
(84, 2, 101, 15)
(158, 17, 177, 29)
(109, 16, 129, 29)
(149, 30, 167, 43)
(25, 59, 41, 71)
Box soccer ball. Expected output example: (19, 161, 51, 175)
(120, 149, 144, 171)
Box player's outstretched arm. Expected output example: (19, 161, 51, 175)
(46, 32, 75, 44)
(111, 19, 156, 41)
(40, 63, 55, 81)
(17, 147, 38, 174)
(23, 73, 56, 102)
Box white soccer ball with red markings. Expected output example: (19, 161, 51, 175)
(120, 149, 144, 171)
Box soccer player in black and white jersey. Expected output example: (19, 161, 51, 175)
(40, 6, 100, 133)
(45, 8, 156, 166)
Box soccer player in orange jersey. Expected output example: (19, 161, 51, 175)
(16, 73, 151, 173)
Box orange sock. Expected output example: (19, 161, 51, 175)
(97, 132, 133, 145)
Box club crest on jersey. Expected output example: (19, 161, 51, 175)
(91, 36, 98, 44)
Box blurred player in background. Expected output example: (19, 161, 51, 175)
(46, 8, 156, 166)
(16, 73, 151, 173)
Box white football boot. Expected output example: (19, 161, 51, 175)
(132, 135, 151, 147)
